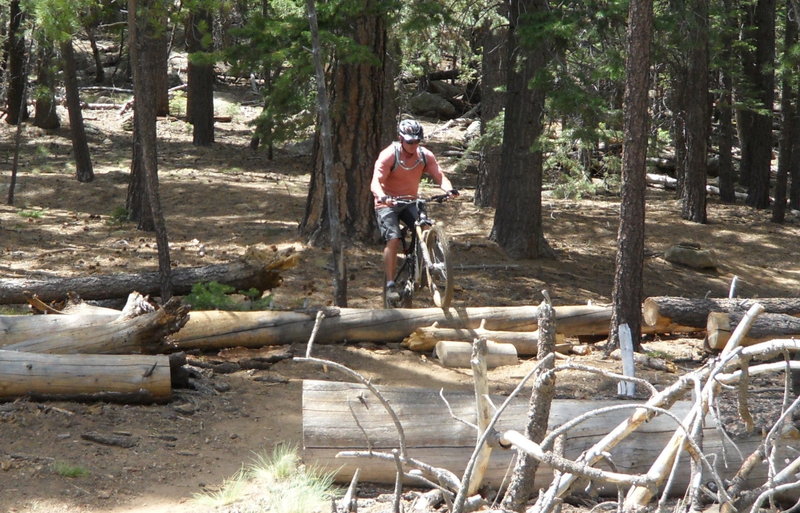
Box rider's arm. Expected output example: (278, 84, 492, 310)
(422, 148, 458, 196)
(371, 146, 396, 206)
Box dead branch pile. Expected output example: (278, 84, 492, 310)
(300, 301, 800, 513)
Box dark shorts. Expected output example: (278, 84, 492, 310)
(376, 204, 419, 242)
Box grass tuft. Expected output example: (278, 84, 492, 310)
(192, 444, 338, 513)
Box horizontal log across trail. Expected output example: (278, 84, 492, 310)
(171, 304, 614, 350)
(0, 350, 173, 402)
(643, 296, 800, 332)
(302, 380, 787, 495)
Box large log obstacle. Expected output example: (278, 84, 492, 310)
(302, 380, 786, 495)
(0, 350, 177, 402)
(171, 304, 613, 350)
(643, 296, 800, 332)
(707, 311, 800, 350)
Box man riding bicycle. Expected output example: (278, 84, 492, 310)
(370, 119, 458, 305)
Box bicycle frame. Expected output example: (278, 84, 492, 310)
(392, 196, 444, 303)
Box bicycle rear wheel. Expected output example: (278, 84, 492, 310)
(423, 225, 453, 308)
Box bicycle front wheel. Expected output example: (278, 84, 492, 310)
(423, 225, 454, 308)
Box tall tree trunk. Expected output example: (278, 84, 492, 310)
(127, 119, 155, 231)
(300, 1, 388, 244)
(86, 24, 106, 84)
(186, 8, 215, 146)
(129, 0, 173, 301)
(307, 0, 347, 306)
(474, 17, 506, 208)
(33, 41, 60, 129)
(716, 0, 737, 204)
(716, 68, 737, 202)
(5, 0, 27, 125)
(490, 0, 553, 260)
(791, 103, 800, 209)
(61, 41, 95, 183)
(155, 32, 169, 116)
(772, 6, 797, 223)
(609, 0, 653, 350)
(681, 0, 709, 223)
(739, 0, 776, 208)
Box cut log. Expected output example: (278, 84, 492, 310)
(1, 297, 188, 354)
(171, 304, 613, 350)
(643, 296, 800, 332)
(302, 380, 788, 495)
(0, 245, 298, 304)
(403, 325, 568, 354)
(434, 340, 518, 368)
(0, 350, 172, 402)
(706, 311, 800, 350)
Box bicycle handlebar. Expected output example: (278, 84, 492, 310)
(389, 192, 457, 205)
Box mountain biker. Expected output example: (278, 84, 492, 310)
(370, 119, 459, 306)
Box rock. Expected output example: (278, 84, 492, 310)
(664, 243, 717, 270)
(464, 120, 481, 143)
(408, 92, 457, 119)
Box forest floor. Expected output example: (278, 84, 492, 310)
(1, 82, 800, 513)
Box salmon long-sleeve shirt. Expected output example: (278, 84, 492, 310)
(370, 142, 445, 209)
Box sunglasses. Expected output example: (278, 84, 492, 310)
(404, 139, 421, 145)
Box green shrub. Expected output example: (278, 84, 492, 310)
(53, 462, 90, 478)
(185, 281, 273, 311)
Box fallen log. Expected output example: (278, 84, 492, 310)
(1, 297, 188, 354)
(646, 173, 748, 201)
(0, 350, 172, 402)
(171, 304, 613, 350)
(706, 311, 800, 350)
(0, 245, 297, 304)
(643, 296, 800, 332)
(403, 324, 568, 354)
(302, 380, 788, 495)
(434, 340, 518, 368)
(0, 292, 154, 347)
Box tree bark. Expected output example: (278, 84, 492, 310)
(5, 0, 27, 125)
(681, 0, 709, 223)
(474, 16, 506, 208)
(186, 8, 215, 145)
(61, 40, 95, 183)
(642, 296, 800, 331)
(33, 41, 60, 129)
(490, 0, 553, 259)
(172, 304, 614, 350)
(610, 0, 652, 349)
(300, 1, 387, 244)
(0, 351, 172, 402)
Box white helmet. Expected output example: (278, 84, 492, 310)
(398, 119, 424, 142)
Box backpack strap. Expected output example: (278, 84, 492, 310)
(391, 142, 427, 172)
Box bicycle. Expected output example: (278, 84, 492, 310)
(383, 194, 455, 309)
